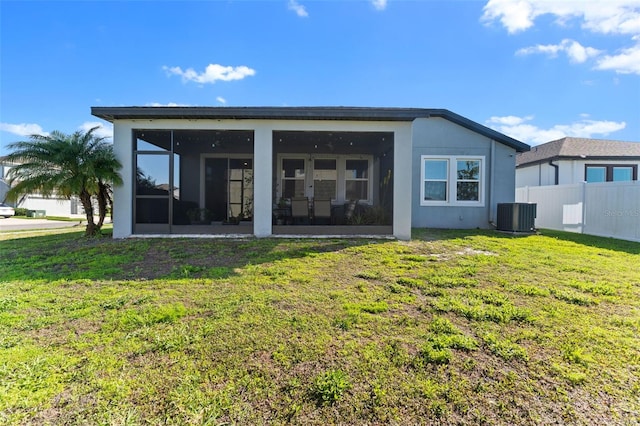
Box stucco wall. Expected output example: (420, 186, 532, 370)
(517, 159, 640, 187)
(411, 117, 516, 229)
(516, 163, 557, 187)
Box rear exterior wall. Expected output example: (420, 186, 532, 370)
(411, 117, 517, 229)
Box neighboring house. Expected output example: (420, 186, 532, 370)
(516, 137, 640, 187)
(0, 160, 87, 217)
(91, 106, 530, 240)
(515, 137, 640, 242)
(0, 163, 10, 202)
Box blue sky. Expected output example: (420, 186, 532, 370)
(1, 0, 639, 154)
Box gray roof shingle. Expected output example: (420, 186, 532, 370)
(516, 137, 640, 167)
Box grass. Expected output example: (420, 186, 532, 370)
(0, 228, 638, 425)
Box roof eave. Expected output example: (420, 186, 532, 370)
(90, 106, 427, 122)
(91, 106, 530, 152)
(517, 155, 640, 168)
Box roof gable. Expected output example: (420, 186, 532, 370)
(91, 106, 530, 153)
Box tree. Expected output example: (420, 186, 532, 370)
(4, 127, 122, 236)
(92, 143, 122, 229)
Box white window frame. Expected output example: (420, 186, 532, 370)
(420, 155, 485, 207)
(276, 154, 373, 204)
(312, 157, 338, 201)
(280, 156, 308, 199)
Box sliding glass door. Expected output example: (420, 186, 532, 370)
(204, 157, 253, 222)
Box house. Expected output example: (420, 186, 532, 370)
(0, 161, 88, 217)
(91, 106, 530, 240)
(516, 137, 640, 187)
(0, 163, 9, 202)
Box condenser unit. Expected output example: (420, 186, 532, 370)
(496, 203, 537, 232)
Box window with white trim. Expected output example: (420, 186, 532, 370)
(313, 159, 337, 200)
(281, 159, 306, 198)
(421, 155, 485, 206)
(423, 159, 448, 201)
(277, 155, 372, 203)
(345, 159, 369, 201)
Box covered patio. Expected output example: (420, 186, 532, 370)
(92, 106, 419, 240)
(119, 119, 403, 237)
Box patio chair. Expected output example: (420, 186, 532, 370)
(344, 199, 358, 223)
(290, 197, 310, 224)
(313, 198, 332, 225)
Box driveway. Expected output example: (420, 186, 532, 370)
(0, 217, 83, 231)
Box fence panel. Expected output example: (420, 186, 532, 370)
(583, 182, 640, 242)
(516, 181, 640, 242)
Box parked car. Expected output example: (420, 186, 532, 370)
(0, 203, 15, 218)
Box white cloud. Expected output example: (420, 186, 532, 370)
(565, 40, 603, 63)
(216, 97, 227, 105)
(163, 64, 256, 84)
(482, 0, 537, 34)
(517, 39, 602, 63)
(482, 0, 640, 35)
(79, 122, 113, 140)
(372, 0, 388, 11)
(517, 43, 563, 57)
(486, 115, 534, 126)
(595, 41, 640, 74)
(145, 102, 190, 107)
(0, 123, 48, 137)
(288, 0, 308, 17)
(486, 115, 627, 145)
(484, 1, 640, 74)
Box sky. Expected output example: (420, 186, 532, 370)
(1, 0, 639, 155)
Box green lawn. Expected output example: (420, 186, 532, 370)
(0, 228, 638, 425)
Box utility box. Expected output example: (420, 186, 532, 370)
(27, 210, 46, 218)
(497, 203, 536, 232)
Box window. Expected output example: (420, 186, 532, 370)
(456, 160, 481, 201)
(313, 159, 337, 200)
(585, 164, 637, 182)
(423, 159, 448, 201)
(278, 156, 372, 203)
(345, 159, 369, 201)
(421, 156, 484, 206)
(585, 166, 606, 183)
(229, 159, 253, 219)
(281, 159, 306, 198)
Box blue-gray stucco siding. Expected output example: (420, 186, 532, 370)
(411, 117, 517, 229)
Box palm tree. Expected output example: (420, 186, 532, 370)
(92, 143, 122, 228)
(4, 127, 122, 236)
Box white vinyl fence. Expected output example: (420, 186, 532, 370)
(516, 181, 640, 242)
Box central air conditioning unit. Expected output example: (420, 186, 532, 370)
(496, 203, 537, 232)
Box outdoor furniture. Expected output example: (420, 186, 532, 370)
(344, 199, 358, 222)
(273, 206, 291, 225)
(313, 198, 332, 224)
(290, 197, 310, 224)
